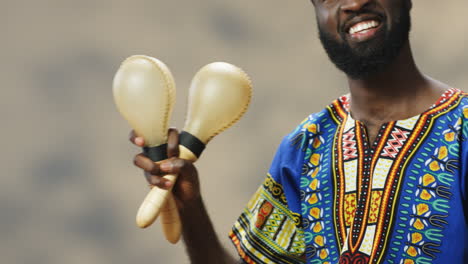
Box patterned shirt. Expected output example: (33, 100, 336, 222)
(230, 88, 468, 264)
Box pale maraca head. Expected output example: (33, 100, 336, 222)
(183, 62, 252, 144)
(113, 55, 176, 147)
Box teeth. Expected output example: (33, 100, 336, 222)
(349, 20, 379, 34)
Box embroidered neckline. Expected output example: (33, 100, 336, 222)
(338, 88, 459, 124)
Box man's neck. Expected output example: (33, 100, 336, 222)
(347, 42, 448, 126)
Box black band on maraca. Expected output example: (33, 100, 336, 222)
(179, 131, 205, 158)
(143, 144, 168, 162)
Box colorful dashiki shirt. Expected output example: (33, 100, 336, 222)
(230, 88, 468, 264)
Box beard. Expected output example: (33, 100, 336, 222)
(318, 6, 411, 79)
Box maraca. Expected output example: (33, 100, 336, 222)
(137, 62, 253, 240)
(112, 55, 182, 243)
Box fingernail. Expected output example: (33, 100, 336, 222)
(160, 162, 173, 171)
(136, 137, 144, 145)
(164, 181, 173, 188)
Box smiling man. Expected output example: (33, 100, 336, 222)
(131, 0, 468, 263)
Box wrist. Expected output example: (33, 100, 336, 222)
(179, 195, 204, 220)
(179, 195, 233, 264)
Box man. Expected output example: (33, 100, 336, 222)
(131, 0, 468, 263)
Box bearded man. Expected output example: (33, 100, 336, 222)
(131, 0, 468, 263)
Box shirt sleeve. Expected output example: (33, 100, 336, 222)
(230, 122, 310, 264)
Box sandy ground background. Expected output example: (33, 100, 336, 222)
(2, 0, 467, 263)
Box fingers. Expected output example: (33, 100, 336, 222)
(133, 154, 175, 189)
(129, 130, 145, 147)
(167, 127, 180, 158)
(132, 128, 196, 193)
(160, 158, 196, 177)
(133, 153, 161, 175)
(144, 172, 174, 190)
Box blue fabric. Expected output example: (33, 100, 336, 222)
(231, 89, 468, 264)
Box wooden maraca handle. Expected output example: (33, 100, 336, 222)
(137, 146, 197, 228)
(158, 144, 199, 241)
(136, 174, 177, 228)
(137, 136, 183, 243)
(160, 194, 181, 243)
(137, 159, 182, 244)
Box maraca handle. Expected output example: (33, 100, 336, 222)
(136, 174, 177, 228)
(158, 145, 198, 241)
(137, 146, 198, 229)
(161, 194, 181, 244)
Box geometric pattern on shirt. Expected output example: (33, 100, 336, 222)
(343, 128, 358, 161)
(381, 126, 411, 159)
(299, 113, 338, 264)
(397, 113, 461, 264)
(229, 175, 305, 264)
(344, 190, 383, 227)
(329, 89, 462, 264)
(230, 88, 465, 264)
(333, 115, 397, 258)
(395, 91, 461, 261)
(372, 89, 461, 263)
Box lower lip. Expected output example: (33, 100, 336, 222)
(348, 24, 382, 42)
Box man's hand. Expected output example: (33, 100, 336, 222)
(129, 128, 237, 264)
(130, 128, 201, 210)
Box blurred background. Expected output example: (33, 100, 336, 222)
(2, 0, 467, 263)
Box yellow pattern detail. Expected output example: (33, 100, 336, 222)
(308, 124, 317, 133)
(313, 137, 322, 148)
(429, 161, 440, 171)
(420, 190, 432, 200)
(444, 132, 455, 142)
(319, 249, 328, 259)
(422, 174, 435, 186)
(368, 190, 383, 223)
(315, 235, 324, 246)
(309, 179, 319, 190)
(411, 232, 423, 243)
(238, 192, 306, 260)
(310, 207, 321, 219)
(310, 153, 321, 166)
(416, 204, 429, 215)
(407, 246, 418, 257)
(310, 168, 319, 178)
(413, 219, 425, 230)
(344, 193, 357, 227)
(438, 146, 448, 159)
(308, 193, 319, 205)
(313, 222, 323, 233)
(276, 218, 296, 249)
